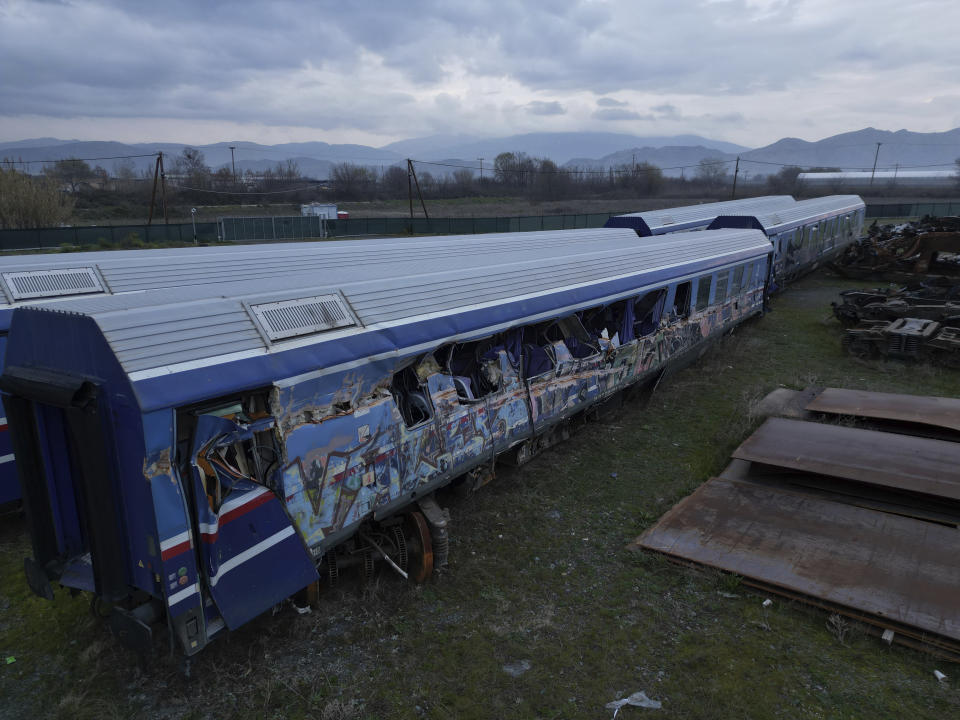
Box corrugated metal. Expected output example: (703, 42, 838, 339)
(711, 195, 865, 234)
(607, 195, 795, 234)
(1, 229, 642, 308)
(16, 228, 771, 375)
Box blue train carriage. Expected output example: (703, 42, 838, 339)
(708, 195, 865, 287)
(0, 227, 772, 656)
(604, 195, 796, 235)
(0, 231, 677, 509)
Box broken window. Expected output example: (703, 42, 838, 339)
(672, 282, 691, 319)
(714, 271, 729, 304)
(580, 304, 627, 349)
(635, 288, 667, 336)
(731, 265, 745, 296)
(391, 364, 433, 427)
(695, 275, 712, 311)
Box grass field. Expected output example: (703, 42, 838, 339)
(1, 270, 959, 720)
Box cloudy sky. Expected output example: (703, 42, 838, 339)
(1, 0, 959, 148)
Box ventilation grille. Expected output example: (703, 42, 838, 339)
(2, 268, 105, 301)
(250, 294, 356, 341)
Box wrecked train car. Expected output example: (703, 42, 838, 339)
(0, 233, 655, 509)
(1, 227, 771, 656)
(604, 195, 796, 235)
(708, 195, 865, 287)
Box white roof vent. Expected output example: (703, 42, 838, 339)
(2, 267, 105, 301)
(249, 293, 357, 341)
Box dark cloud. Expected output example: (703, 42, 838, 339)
(592, 108, 647, 122)
(0, 1, 957, 143)
(526, 101, 565, 116)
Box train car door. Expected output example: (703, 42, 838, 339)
(188, 414, 317, 629)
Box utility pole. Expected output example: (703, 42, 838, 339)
(478, 158, 483, 181)
(731, 156, 740, 199)
(407, 158, 414, 229)
(159, 152, 168, 224)
(870, 142, 882, 186)
(229, 145, 237, 181)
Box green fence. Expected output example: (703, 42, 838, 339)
(865, 201, 960, 218)
(2, 203, 958, 252)
(0, 222, 220, 251)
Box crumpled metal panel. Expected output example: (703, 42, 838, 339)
(732, 417, 960, 501)
(807, 387, 960, 433)
(635, 476, 960, 644)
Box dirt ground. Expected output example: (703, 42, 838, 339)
(1, 270, 959, 720)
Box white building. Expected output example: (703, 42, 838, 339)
(797, 170, 958, 189)
(300, 202, 338, 218)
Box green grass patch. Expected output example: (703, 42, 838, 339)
(1, 270, 959, 719)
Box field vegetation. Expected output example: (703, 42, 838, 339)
(1, 271, 958, 719)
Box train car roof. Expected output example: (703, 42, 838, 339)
(708, 195, 865, 235)
(1, 232, 636, 316)
(604, 195, 795, 235)
(6, 227, 772, 411)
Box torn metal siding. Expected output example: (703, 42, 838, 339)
(265, 275, 766, 558)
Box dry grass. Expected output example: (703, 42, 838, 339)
(1, 269, 959, 719)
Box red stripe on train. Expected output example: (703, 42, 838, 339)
(200, 490, 274, 543)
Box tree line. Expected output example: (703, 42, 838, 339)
(6, 146, 956, 230)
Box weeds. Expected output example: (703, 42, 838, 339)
(2, 271, 959, 719)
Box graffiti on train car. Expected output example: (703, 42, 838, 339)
(246, 278, 768, 558)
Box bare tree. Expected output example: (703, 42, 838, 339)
(174, 147, 212, 188)
(767, 165, 802, 194)
(451, 168, 474, 195)
(380, 165, 408, 198)
(42, 158, 94, 192)
(695, 157, 730, 190)
(331, 162, 375, 200)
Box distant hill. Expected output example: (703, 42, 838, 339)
(565, 145, 734, 177)
(739, 127, 960, 176)
(2, 127, 957, 179)
(385, 132, 749, 164)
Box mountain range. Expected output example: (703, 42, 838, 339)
(1, 128, 957, 180)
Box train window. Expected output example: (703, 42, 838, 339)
(672, 281, 691, 319)
(391, 365, 433, 428)
(635, 288, 667, 336)
(714, 271, 729, 303)
(695, 275, 712, 311)
(731, 265, 744, 295)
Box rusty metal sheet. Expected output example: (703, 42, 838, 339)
(732, 417, 960, 501)
(635, 476, 960, 643)
(807, 387, 960, 433)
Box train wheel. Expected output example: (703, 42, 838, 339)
(404, 511, 434, 583)
(391, 524, 409, 573)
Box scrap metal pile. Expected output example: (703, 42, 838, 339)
(833, 282, 960, 364)
(832, 216, 960, 280)
(633, 387, 960, 660)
